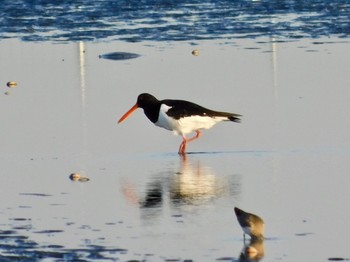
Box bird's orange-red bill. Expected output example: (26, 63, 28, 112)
(118, 103, 139, 123)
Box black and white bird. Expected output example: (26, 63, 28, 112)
(118, 93, 241, 154)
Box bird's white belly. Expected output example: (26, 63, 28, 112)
(155, 104, 225, 135)
(242, 226, 252, 235)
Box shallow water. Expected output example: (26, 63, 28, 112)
(1, 37, 350, 261)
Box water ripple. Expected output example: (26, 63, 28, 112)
(1, 0, 350, 42)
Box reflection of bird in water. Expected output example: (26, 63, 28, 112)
(140, 180, 163, 208)
(117, 93, 241, 154)
(239, 238, 265, 262)
(121, 155, 240, 215)
(234, 207, 264, 241)
(122, 179, 163, 208)
(169, 155, 227, 205)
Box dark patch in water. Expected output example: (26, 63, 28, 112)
(216, 257, 235, 261)
(0, 229, 129, 260)
(328, 258, 350, 261)
(19, 193, 52, 197)
(12, 226, 32, 230)
(0, 230, 18, 236)
(264, 237, 280, 241)
(46, 245, 64, 249)
(295, 232, 313, 236)
(34, 230, 64, 234)
(105, 222, 116, 225)
(185, 150, 274, 156)
(99, 52, 141, 61)
(10, 218, 30, 221)
(244, 47, 261, 50)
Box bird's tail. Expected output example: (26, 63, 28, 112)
(228, 114, 241, 123)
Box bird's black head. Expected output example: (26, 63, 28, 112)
(137, 93, 159, 109)
(234, 207, 245, 217)
(118, 93, 161, 124)
(234, 207, 239, 214)
(135, 93, 161, 123)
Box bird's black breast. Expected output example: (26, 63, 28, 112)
(143, 103, 161, 123)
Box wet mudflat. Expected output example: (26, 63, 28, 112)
(1, 38, 350, 261)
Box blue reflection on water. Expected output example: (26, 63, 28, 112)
(1, 0, 350, 42)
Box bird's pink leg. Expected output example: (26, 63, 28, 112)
(178, 131, 202, 154)
(187, 130, 202, 142)
(178, 137, 187, 154)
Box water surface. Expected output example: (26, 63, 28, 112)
(1, 38, 350, 261)
(1, 1, 350, 261)
(1, 0, 350, 42)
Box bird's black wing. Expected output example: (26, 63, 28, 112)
(162, 99, 241, 123)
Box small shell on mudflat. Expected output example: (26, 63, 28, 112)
(192, 49, 199, 56)
(7, 81, 17, 88)
(69, 173, 90, 182)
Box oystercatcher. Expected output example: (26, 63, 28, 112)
(234, 207, 265, 240)
(118, 93, 241, 154)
